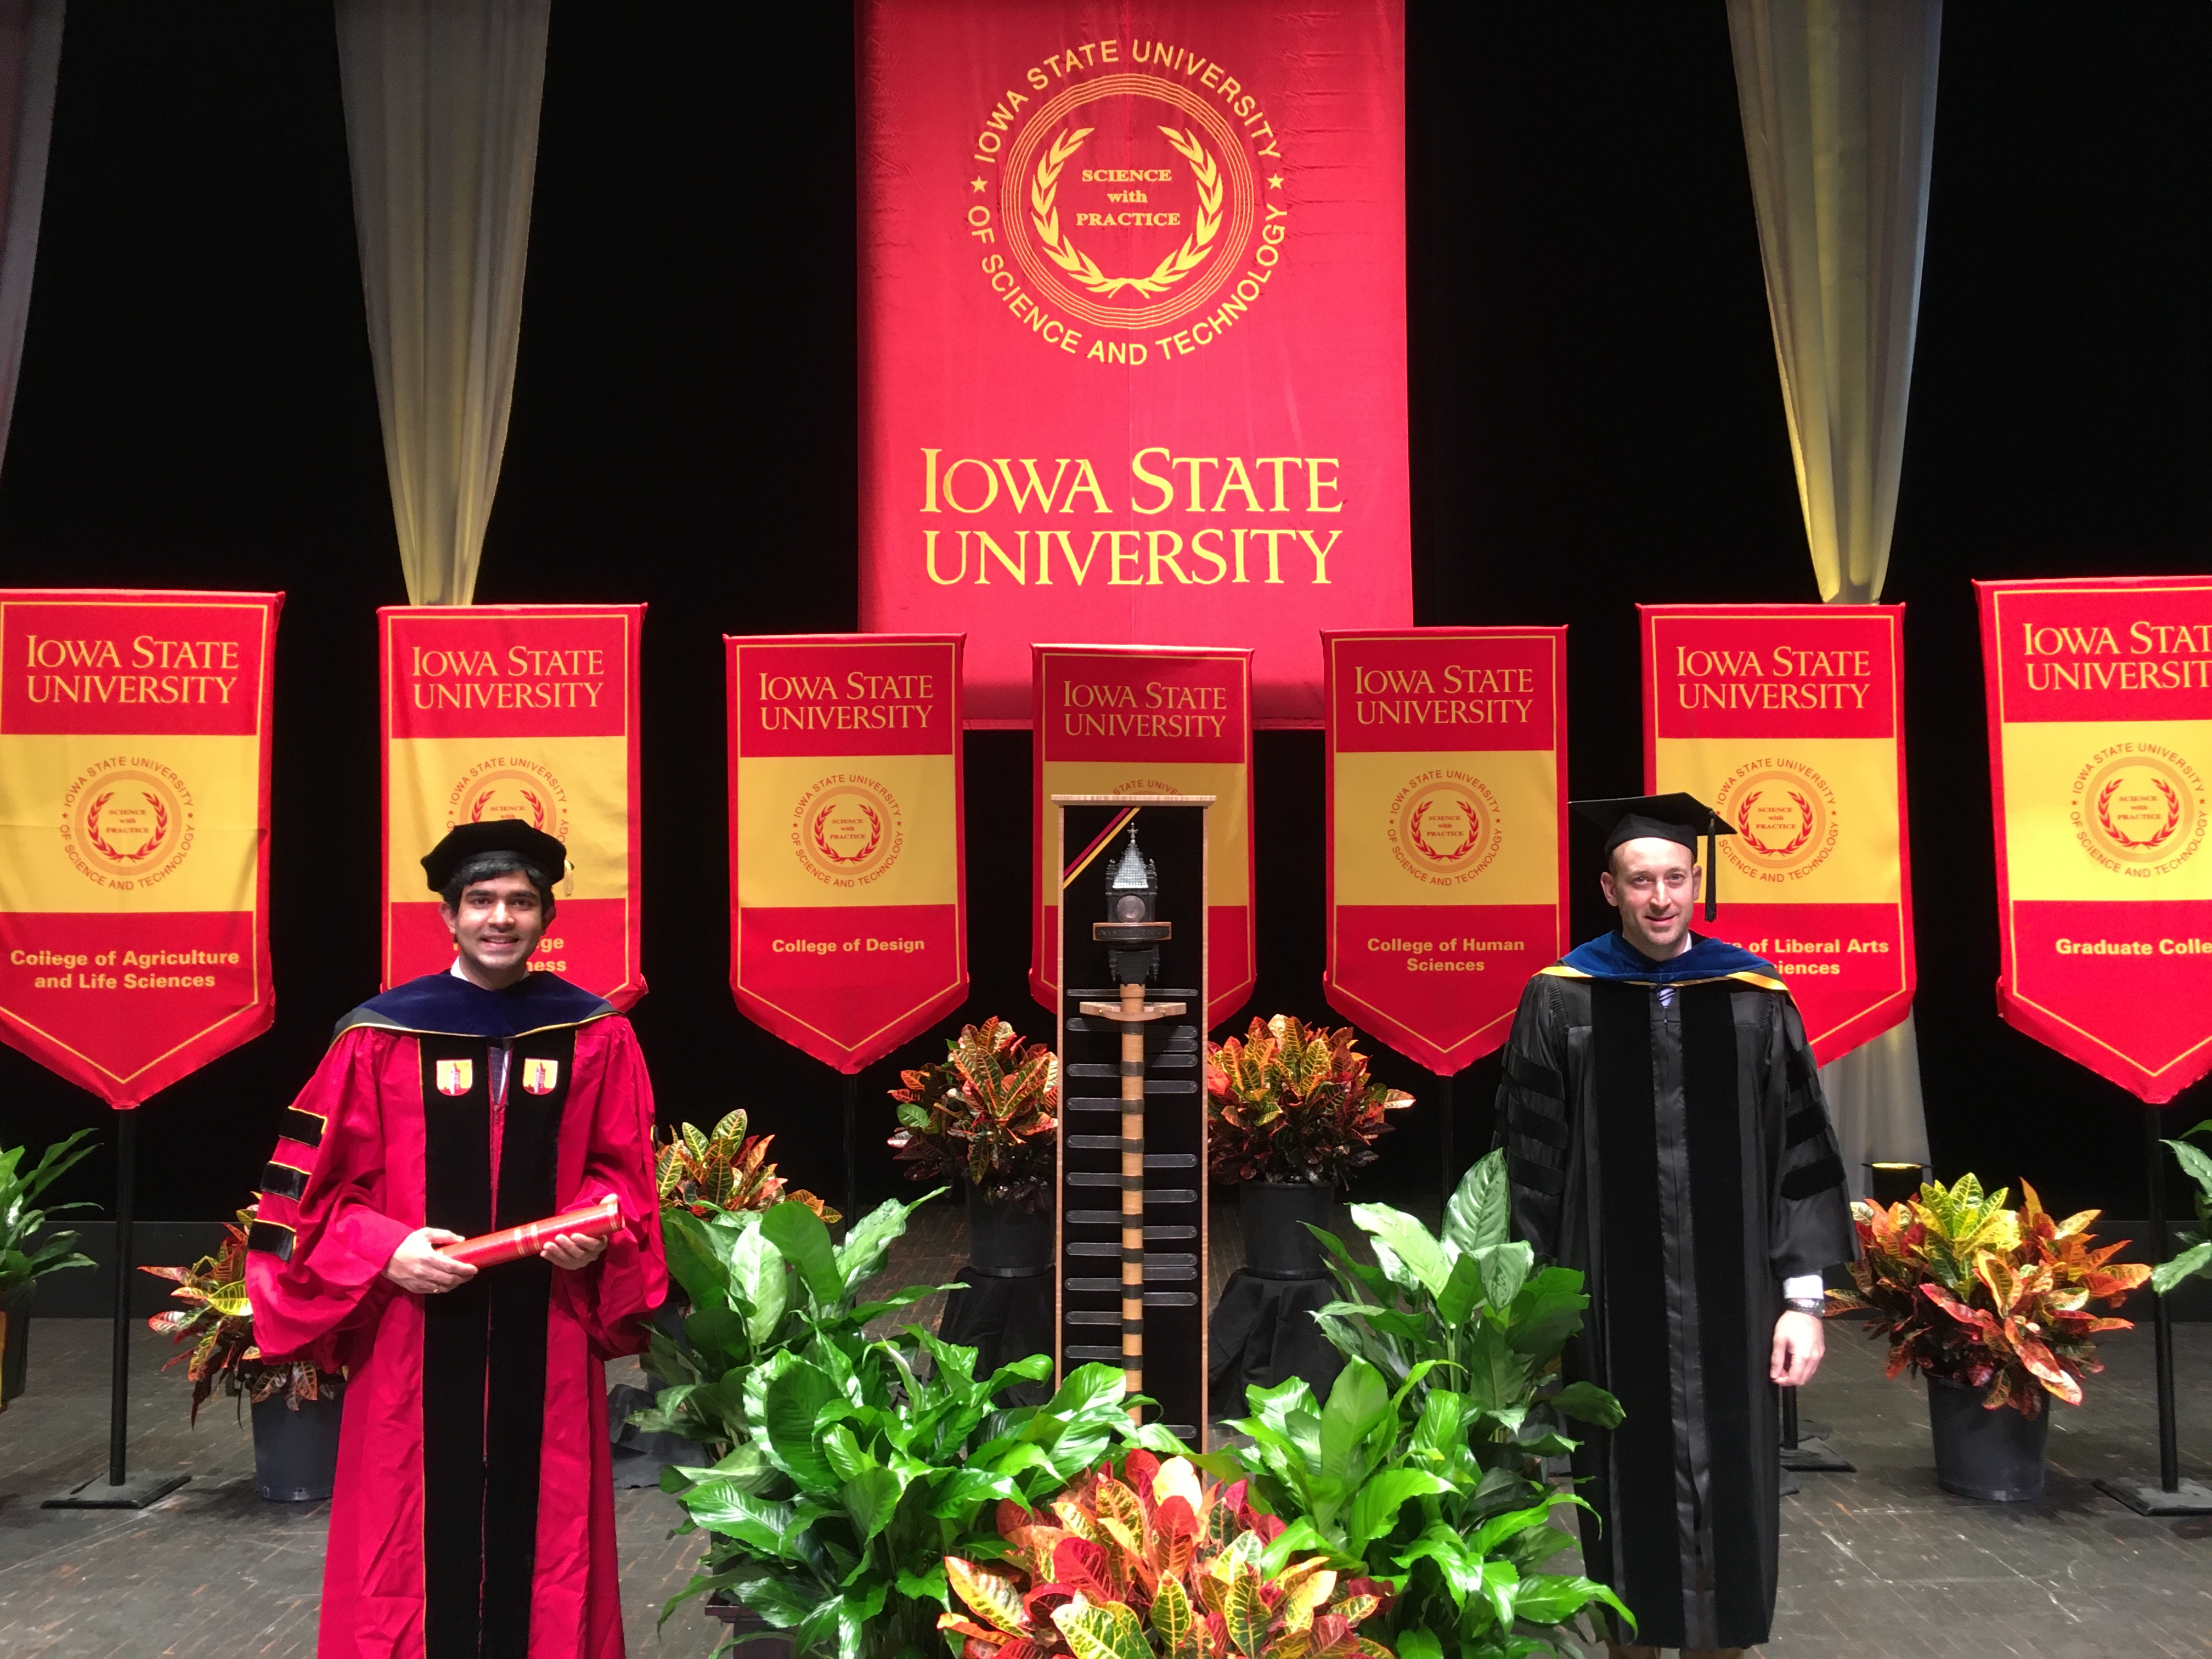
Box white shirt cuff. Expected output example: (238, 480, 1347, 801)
(1781, 1274, 1823, 1302)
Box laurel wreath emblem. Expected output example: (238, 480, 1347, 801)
(1030, 125, 1223, 298)
(2096, 774, 2182, 849)
(813, 798, 884, 865)
(83, 790, 169, 863)
(1407, 796, 1480, 864)
(470, 787, 548, 830)
(1735, 789, 1817, 860)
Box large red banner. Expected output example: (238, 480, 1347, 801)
(1979, 577, 2212, 1102)
(1032, 644, 1251, 1025)
(1323, 629, 1567, 1073)
(727, 635, 967, 1073)
(856, 0, 1410, 727)
(381, 606, 644, 1007)
(1643, 605, 1915, 1063)
(0, 589, 281, 1107)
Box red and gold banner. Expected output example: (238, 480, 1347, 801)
(0, 589, 281, 1107)
(856, 0, 1410, 727)
(727, 634, 966, 1073)
(381, 605, 644, 1006)
(1643, 604, 1914, 1063)
(1323, 628, 1567, 1073)
(1979, 577, 2212, 1102)
(1032, 644, 1251, 1023)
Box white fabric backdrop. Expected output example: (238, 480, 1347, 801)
(335, 0, 550, 607)
(1728, 0, 1942, 1192)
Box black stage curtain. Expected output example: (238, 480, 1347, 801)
(1, 4, 2208, 1237)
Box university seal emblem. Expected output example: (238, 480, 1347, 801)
(60, 758, 196, 889)
(1386, 770, 1502, 887)
(2073, 745, 2205, 876)
(436, 1059, 473, 1097)
(791, 771, 905, 888)
(967, 47, 1288, 359)
(1714, 761, 1839, 881)
(447, 758, 572, 879)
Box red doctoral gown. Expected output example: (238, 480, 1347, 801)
(245, 970, 667, 1659)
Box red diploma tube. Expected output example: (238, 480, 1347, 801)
(436, 1193, 623, 1268)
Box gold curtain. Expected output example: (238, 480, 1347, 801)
(1728, 0, 1939, 604)
(335, 0, 550, 606)
(1729, 0, 1941, 1188)
(0, 0, 63, 478)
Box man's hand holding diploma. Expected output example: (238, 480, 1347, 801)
(385, 1228, 477, 1293)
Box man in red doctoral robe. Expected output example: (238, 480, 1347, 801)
(246, 821, 665, 1659)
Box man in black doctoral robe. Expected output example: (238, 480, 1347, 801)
(1496, 797, 1854, 1657)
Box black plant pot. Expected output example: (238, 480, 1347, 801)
(1, 1280, 32, 1402)
(706, 1595, 795, 1659)
(966, 1187, 1053, 1276)
(1239, 1181, 1335, 1280)
(252, 1390, 345, 1502)
(941, 1188, 1056, 1406)
(1926, 1375, 2050, 1501)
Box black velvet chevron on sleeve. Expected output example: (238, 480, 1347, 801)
(1768, 1000, 1856, 1277)
(1496, 978, 1574, 1260)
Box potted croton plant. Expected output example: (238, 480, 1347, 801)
(1828, 1173, 2148, 1502)
(144, 1204, 343, 1502)
(657, 1108, 840, 1223)
(1206, 1016, 1410, 1279)
(889, 1015, 1059, 1274)
(940, 1450, 1398, 1659)
(1, 1129, 98, 1406)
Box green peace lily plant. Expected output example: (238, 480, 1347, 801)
(633, 1188, 944, 1470)
(1, 1129, 99, 1297)
(1223, 1152, 1629, 1659)
(2154, 1120, 2212, 1294)
(640, 1192, 1146, 1659)
(1306, 1153, 1617, 1443)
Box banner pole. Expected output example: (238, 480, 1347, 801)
(2148, 1100, 2181, 1493)
(107, 1106, 134, 1485)
(41, 1109, 187, 1507)
(2093, 1090, 2212, 1515)
(1436, 1071, 1454, 1221)
(843, 1070, 860, 1233)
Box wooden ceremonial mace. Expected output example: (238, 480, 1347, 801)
(1081, 828, 1182, 1420)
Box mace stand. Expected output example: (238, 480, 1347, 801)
(44, 1106, 191, 1509)
(2095, 1098, 2212, 1516)
(1054, 797, 1211, 1446)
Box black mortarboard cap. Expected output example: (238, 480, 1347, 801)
(1570, 792, 1737, 921)
(421, 820, 570, 894)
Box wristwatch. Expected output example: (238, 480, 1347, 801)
(1783, 1296, 1825, 1316)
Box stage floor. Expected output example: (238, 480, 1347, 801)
(0, 1197, 2207, 1658)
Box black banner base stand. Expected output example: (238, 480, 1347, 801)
(1779, 1441, 1855, 1474)
(44, 1470, 190, 1510)
(2094, 1475, 2212, 1516)
(42, 1108, 191, 1511)
(1779, 1384, 1854, 1475)
(2091, 1101, 2211, 1518)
